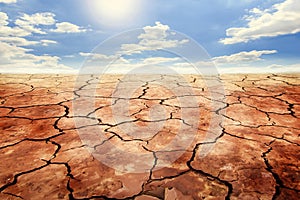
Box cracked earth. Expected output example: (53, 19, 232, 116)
(0, 73, 299, 200)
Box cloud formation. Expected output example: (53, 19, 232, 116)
(0, 12, 30, 37)
(80, 52, 117, 61)
(0, 36, 39, 46)
(1, 11, 88, 39)
(120, 22, 188, 55)
(40, 39, 57, 46)
(15, 12, 56, 35)
(220, 0, 300, 44)
(0, 11, 76, 72)
(16, 12, 56, 26)
(142, 57, 181, 65)
(0, 0, 17, 4)
(213, 50, 277, 64)
(0, 12, 57, 46)
(0, 41, 70, 69)
(51, 22, 87, 33)
(0, 12, 8, 25)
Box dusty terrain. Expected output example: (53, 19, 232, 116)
(0, 73, 299, 200)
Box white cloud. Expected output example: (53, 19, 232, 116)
(15, 12, 56, 35)
(17, 12, 56, 26)
(1, 12, 88, 38)
(0, 12, 58, 47)
(0, 12, 74, 73)
(80, 52, 184, 68)
(79, 52, 93, 57)
(51, 22, 87, 33)
(80, 52, 209, 74)
(0, 13, 40, 46)
(79, 52, 116, 60)
(0, 41, 73, 72)
(0, 12, 9, 25)
(212, 50, 277, 64)
(79, 22, 209, 74)
(0, 0, 17, 4)
(220, 0, 300, 44)
(40, 39, 57, 46)
(120, 22, 188, 55)
(142, 57, 181, 65)
(0, 25, 29, 37)
(0, 36, 39, 46)
(79, 52, 130, 66)
(78, 48, 297, 75)
(0, 41, 30, 64)
(0, 12, 30, 37)
(14, 13, 88, 35)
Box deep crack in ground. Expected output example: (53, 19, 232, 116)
(0, 73, 299, 200)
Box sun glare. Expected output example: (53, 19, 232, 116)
(86, 0, 144, 28)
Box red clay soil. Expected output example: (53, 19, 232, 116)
(0, 73, 299, 200)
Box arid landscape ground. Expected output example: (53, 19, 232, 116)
(0, 73, 299, 200)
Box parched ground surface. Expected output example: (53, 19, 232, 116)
(0, 73, 299, 200)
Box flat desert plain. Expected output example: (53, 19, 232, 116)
(0, 73, 299, 199)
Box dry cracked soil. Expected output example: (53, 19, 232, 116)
(0, 73, 299, 200)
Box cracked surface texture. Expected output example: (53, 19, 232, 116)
(0, 73, 299, 200)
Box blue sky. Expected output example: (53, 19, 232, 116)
(0, 0, 299, 73)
